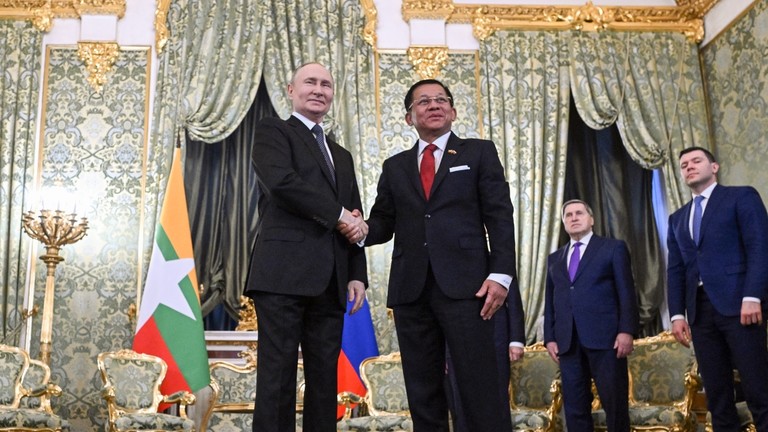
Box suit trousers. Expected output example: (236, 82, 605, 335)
(249, 280, 344, 432)
(393, 267, 512, 432)
(559, 326, 629, 432)
(691, 287, 768, 432)
(445, 305, 512, 432)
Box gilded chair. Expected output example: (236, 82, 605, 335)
(97, 349, 196, 432)
(337, 352, 412, 432)
(592, 331, 700, 432)
(0, 344, 69, 431)
(201, 349, 305, 432)
(509, 342, 563, 432)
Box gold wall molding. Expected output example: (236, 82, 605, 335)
(154, 0, 171, 53)
(77, 41, 119, 91)
(360, 0, 378, 47)
(400, 0, 719, 42)
(0, 0, 125, 31)
(407, 46, 449, 79)
(73, 0, 125, 17)
(402, 0, 454, 20)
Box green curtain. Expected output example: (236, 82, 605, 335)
(261, 0, 378, 163)
(186, 79, 276, 325)
(147, 0, 266, 279)
(479, 31, 571, 342)
(162, 0, 378, 332)
(0, 21, 41, 343)
(564, 109, 664, 336)
(568, 31, 711, 212)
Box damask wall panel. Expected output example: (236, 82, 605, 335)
(368, 51, 481, 353)
(33, 45, 151, 431)
(701, 0, 768, 201)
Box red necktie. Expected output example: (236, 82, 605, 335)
(420, 144, 438, 200)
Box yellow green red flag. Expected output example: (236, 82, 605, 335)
(133, 147, 210, 394)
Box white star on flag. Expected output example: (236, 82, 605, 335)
(136, 243, 197, 330)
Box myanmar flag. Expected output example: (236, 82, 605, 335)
(337, 298, 379, 418)
(133, 147, 210, 396)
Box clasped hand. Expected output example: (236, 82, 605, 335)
(338, 208, 368, 244)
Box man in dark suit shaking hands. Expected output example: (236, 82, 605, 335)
(348, 79, 521, 431)
(245, 62, 368, 432)
(667, 146, 768, 431)
(544, 199, 638, 432)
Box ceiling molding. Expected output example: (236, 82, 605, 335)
(0, 0, 125, 31)
(401, 0, 719, 42)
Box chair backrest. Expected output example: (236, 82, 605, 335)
(359, 352, 409, 416)
(20, 358, 54, 412)
(203, 349, 304, 432)
(510, 342, 561, 410)
(208, 359, 257, 412)
(627, 331, 697, 405)
(0, 344, 29, 408)
(97, 349, 167, 413)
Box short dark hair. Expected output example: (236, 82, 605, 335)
(679, 146, 716, 163)
(404, 79, 455, 111)
(561, 199, 594, 219)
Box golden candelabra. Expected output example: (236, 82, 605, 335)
(22, 209, 89, 365)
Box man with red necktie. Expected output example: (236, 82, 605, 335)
(345, 79, 523, 431)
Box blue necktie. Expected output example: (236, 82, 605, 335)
(311, 124, 335, 185)
(692, 195, 705, 245)
(568, 242, 582, 282)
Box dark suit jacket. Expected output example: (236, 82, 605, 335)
(365, 133, 517, 307)
(245, 115, 367, 305)
(667, 184, 768, 323)
(544, 235, 638, 352)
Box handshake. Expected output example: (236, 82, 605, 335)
(338, 208, 368, 244)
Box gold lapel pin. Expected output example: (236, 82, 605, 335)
(447, 149, 457, 155)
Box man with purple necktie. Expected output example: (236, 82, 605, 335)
(544, 199, 639, 432)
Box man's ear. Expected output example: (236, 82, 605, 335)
(712, 162, 720, 174)
(405, 112, 413, 126)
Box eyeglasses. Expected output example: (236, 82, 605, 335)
(408, 96, 452, 110)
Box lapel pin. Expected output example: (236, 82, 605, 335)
(447, 149, 457, 155)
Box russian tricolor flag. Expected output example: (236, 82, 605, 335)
(337, 298, 379, 418)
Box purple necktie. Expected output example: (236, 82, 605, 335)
(568, 242, 582, 282)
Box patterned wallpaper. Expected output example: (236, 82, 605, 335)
(365, 51, 483, 354)
(33, 46, 151, 431)
(701, 0, 768, 201)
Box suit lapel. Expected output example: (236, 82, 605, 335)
(287, 116, 337, 191)
(430, 133, 461, 199)
(555, 244, 570, 281)
(572, 235, 604, 282)
(676, 200, 697, 247)
(698, 184, 723, 247)
(327, 136, 347, 195)
(406, 142, 427, 200)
